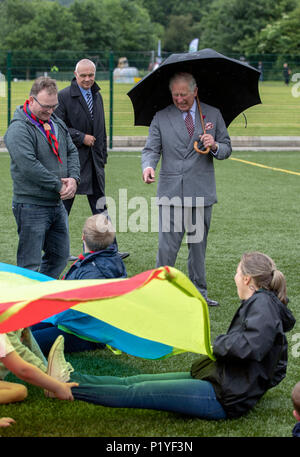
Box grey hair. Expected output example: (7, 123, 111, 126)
(75, 59, 96, 73)
(169, 72, 197, 93)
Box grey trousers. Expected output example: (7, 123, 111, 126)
(156, 205, 212, 297)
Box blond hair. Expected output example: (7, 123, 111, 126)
(240, 251, 287, 304)
(82, 214, 115, 252)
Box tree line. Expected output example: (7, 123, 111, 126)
(0, 0, 300, 56)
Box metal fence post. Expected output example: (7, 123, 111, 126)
(109, 51, 114, 149)
(6, 51, 12, 126)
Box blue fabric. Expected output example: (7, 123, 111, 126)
(44, 309, 173, 359)
(12, 202, 69, 279)
(64, 245, 127, 280)
(0, 262, 53, 282)
(70, 371, 227, 419)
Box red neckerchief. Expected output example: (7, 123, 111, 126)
(78, 251, 95, 261)
(23, 99, 62, 164)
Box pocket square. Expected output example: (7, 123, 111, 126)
(205, 122, 214, 130)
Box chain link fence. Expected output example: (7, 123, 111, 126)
(1, 50, 300, 145)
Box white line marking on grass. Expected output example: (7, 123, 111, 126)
(230, 157, 300, 176)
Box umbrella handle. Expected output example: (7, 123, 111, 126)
(194, 141, 210, 155)
(195, 96, 210, 155)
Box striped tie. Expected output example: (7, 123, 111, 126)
(86, 91, 93, 119)
(185, 111, 194, 137)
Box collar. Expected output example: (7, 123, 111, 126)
(189, 99, 197, 115)
(76, 245, 118, 263)
(78, 85, 92, 99)
(70, 77, 100, 96)
(181, 99, 196, 118)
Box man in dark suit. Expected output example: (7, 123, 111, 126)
(55, 59, 129, 259)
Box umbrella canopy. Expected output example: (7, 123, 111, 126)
(127, 48, 261, 128)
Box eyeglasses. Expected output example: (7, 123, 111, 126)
(33, 96, 59, 111)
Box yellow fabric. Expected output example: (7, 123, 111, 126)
(0, 267, 215, 359)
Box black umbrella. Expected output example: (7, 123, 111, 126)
(127, 48, 261, 129)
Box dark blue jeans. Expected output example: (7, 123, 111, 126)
(70, 371, 227, 420)
(31, 322, 105, 356)
(12, 201, 69, 279)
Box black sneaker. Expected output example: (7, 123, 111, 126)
(118, 252, 130, 260)
(68, 255, 78, 262)
(206, 298, 220, 307)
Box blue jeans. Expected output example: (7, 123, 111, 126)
(12, 202, 69, 279)
(70, 371, 227, 420)
(31, 322, 105, 356)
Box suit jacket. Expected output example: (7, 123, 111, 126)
(55, 78, 107, 195)
(141, 101, 232, 207)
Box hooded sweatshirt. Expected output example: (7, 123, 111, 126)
(4, 106, 80, 205)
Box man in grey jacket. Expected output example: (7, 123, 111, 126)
(4, 77, 80, 279)
(142, 72, 231, 306)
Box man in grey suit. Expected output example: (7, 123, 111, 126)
(142, 72, 232, 306)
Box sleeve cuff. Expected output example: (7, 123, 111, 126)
(211, 143, 219, 156)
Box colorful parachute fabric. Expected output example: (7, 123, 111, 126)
(0, 262, 215, 360)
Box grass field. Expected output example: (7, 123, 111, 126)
(0, 148, 299, 438)
(0, 80, 299, 137)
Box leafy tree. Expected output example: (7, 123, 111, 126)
(70, 0, 115, 52)
(70, 0, 162, 53)
(142, 0, 297, 55)
(0, 0, 84, 50)
(163, 14, 197, 52)
(197, 0, 297, 55)
(242, 7, 300, 55)
(0, 0, 85, 78)
(170, 0, 210, 20)
(0, 0, 300, 78)
(142, 0, 207, 51)
(140, 0, 178, 27)
(141, 0, 206, 28)
(118, 0, 162, 51)
(48, 0, 75, 5)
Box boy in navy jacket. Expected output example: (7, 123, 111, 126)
(32, 214, 127, 355)
(64, 214, 127, 280)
